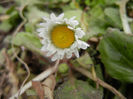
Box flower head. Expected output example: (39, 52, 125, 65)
(37, 13, 89, 61)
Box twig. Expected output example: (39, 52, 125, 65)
(70, 66, 126, 99)
(9, 59, 60, 99)
(117, 0, 132, 34)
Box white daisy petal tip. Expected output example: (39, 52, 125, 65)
(50, 13, 56, 19)
(37, 13, 90, 61)
(76, 28, 85, 36)
(78, 40, 89, 49)
(74, 49, 79, 58)
(66, 53, 72, 59)
(67, 26, 74, 30)
(51, 53, 59, 61)
(70, 16, 76, 20)
(42, 16, 49, 21)
(58, 13, 64, 19)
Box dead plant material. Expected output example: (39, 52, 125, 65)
(9, 60, 60, 99)
(42, 75, 56, 99)
(2, 49, 18, 95)
(32, 81, 44, 99)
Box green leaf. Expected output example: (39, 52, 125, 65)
(105, 0, 119, 5)
(130, 22, 133, 33)
(0, 20, 12, 32)
(6, 6, 15, 14)
(76, 53, 93, 69)
(12, 32, 42, 54)
(0, 6, 7, 14)
(25, 23, 35, 33)
(98, 29, 133, 82)
(95, 65, 104, 80)
(0, 7, 21, 32)
(26, 6, 49, 24)
(8, 10, 21, 27)
(15, 0, 42, 6)
(85, 0, 105, 7)
(104, 7, 122, 29)
(64, 9, 82, 22)
(85, 5, 107, 39)
(25, 6, 49, 33)
(55, 80, 103, 99)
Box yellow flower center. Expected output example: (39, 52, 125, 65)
(51, 25, 75, 48)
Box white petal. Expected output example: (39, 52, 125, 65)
(42, 16, 49, 21)
(47, 46, 56, 56)
(50, 13, 56, 19)
(75, 32, 84, 38)
(70, 42, 77, 49)
(55, 21, 62, 24)
(67, 26, 74, 30)
(37, 28, 45, 32)
(75, 28, 85, 38)
(39, 23, 47, 26)
(66, 51, 72, 59)
(60, 51, 65, 59)
(38, 32, 44, 38)
(51, 53, 58, 61)
(41, 40, 50, 51)
(71, 20, 79, 26)
(74, 49, 79, 58)
(58, 13, 64, 19)
(60, 53, 64, 59)
(67, 17, 79, 28)
(78, 40, 89, 49)
(41, 46, 47, 51)
(54, 50, 64, 60)
(41, 39, 47, 44)
(46, 50, 56, 57)
(64, 18, 68, 22)
(70, 16, 76, 21)
(38, 30, 48, 38)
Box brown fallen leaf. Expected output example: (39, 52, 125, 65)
(42, 75, 56, 99)
(32, 81, 44, 99)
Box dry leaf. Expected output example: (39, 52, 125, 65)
(42, 75, 56, 99)
(32, 81, 44, 99)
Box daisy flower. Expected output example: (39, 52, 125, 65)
(37, 13, 89, 61)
